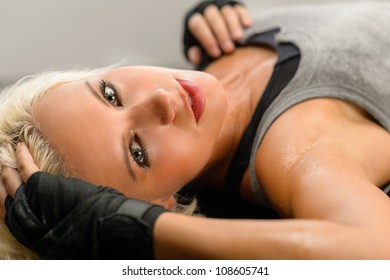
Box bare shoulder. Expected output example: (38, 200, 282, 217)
(254, 98, 390, 225)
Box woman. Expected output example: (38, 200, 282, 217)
(1, 0, 390, 259)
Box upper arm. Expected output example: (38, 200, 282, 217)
(255, 99, 390, 228)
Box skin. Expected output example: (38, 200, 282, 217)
(2, 3, 390, 259)
(12, 3, 271, 208)
(32, 67, 228, 207)
(29, 44, 276, 206)
(187, 4, 253, 64)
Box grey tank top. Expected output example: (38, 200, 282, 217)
(242, 2, 390, 208)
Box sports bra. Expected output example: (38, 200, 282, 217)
(225, 28, 301, 195)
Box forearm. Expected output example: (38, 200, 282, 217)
(154, 213, 390, 259)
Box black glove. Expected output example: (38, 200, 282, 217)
(5, 172, 167, 260)
(183, 0, 243, 66)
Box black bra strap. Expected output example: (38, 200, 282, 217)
(225, 34, 301, 194)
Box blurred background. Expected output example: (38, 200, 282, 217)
(0, 0, 383, 87)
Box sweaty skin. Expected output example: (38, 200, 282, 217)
(3, 2, 390, 259)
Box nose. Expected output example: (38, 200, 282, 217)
(136, 88, 177, 126)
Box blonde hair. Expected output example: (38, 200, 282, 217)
(0, 67, 198, 259)
(0, 68, 107, 259)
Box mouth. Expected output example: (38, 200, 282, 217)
(175, 78, 206, 123)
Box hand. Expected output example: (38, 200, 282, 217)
(0, 142, 39, 221)
(1, 143, 167, 259)
(184, 1, 252, 65)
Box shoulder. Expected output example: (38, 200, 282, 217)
(254, 98, 390, 218)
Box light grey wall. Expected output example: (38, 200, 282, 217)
(0, 0, 382, 85)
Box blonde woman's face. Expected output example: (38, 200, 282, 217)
(33, 66, 227, 207)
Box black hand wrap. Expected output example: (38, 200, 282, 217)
(5, 172, 167, 260)
(183, 0, 243, 63)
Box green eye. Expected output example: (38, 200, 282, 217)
(131, 144, 145, 165)
(130, 133, 149, 168)
(103, 87, 117, 105)
(100, 80, 120, 106)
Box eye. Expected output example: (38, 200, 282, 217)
(100, 80, 121, 106)
(130, 133, 149, 168)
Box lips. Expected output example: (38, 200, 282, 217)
(176, 78, 206, 123)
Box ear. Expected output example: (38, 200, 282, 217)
(153, 196, 177, 210)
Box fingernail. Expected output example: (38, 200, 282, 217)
(16, 142, 25, 149)
(243, 18, 253, 27)
(223, 41, 234, 53)
(188, 47, 201, 65)
(210, 47, 221, 57)
(232, 30, 243, 40)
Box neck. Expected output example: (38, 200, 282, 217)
(199, 45, 277, 187)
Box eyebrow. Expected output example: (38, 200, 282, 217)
(85, 80, 110, 107)
(85, 80, 137, 181)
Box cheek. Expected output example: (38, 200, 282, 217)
(154, 135, 211, 183)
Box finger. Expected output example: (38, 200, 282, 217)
(187, 46, 202, 66)
(235, 5, 253, 28)
(203, 5, 235, 53)
(188, 12, 221, 57)
(221, 5, 244, 41)
(1, 166, 22, 197)
(0, 177, 7, 221)
(16, 142, 40, 183)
